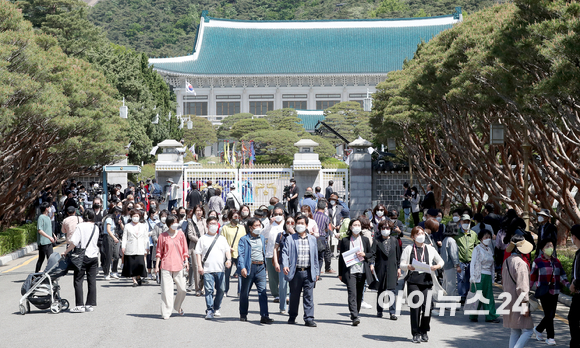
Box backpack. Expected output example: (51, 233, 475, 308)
(338, 200, 350, 216)
(226, 195, 237, 210)
(201, 187, 216, 204)
(151, 183, 162, 195)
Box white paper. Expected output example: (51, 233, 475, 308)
(412, 259, 432, 273)
(342, 246, 362, 268)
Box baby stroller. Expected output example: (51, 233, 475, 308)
(19, 252, 69, 314)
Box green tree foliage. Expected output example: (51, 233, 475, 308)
(217, 113, 253, 139)
(0, 1, 126, 226)
(87, 0, 493, 57)
(182, 116, 217, 150)
(241, 130, 299, 164)
(322, 101, 372, 144)
(309, 135, 336, 158)
(371, 0, 580, 231)
(230, 118, 271, 140)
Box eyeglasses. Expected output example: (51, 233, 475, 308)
(273, 213, 284, 216)
(286, 222, 295, 225)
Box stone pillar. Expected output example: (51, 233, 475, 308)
(348, 137, 373, 219)
(292, 139, 322, 200)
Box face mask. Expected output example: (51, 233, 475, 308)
(415, 235, 425, 243)
(170, 223, 179, 230)
(241, 211, 249, 217)
(274, 215, 284, 223)
(436, 217, 442, 223)
(543, 247, 553, 256)
(208, 225, 219, 234)
(160, 217, 167, 223)
(295, 225, 306, 233)
(423, 216, 427, 221)
(93, 204, 101, 209)
(152, 215, 159, 221)
(150, 204, 156, 209)
(381, 229, 391, 237)
(452, 216, 460, 223)
(482, 239, 491, 246)
(132, 216, 140, 223)
(252, 228, 262, 235)
(462, 223, 470, 231)
(128, 205, 134, 209)
(330, 200, 336, 206)
(538, 216, 545, 223)
(232, 219, 240, 224)
(179, 213, 186, 219)
(352, 227, 361, 235)
(286, 224, 294, 230)
(376, 211, 384, 217)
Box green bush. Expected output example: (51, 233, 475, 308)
(0, 223, 38, 256)
(559, 254, 574, 296)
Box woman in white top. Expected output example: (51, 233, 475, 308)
(122, 209, 149, 286)
(62, 209, 100, 313)
(469, 229, 500, 323)
(400, 226, 444, 343)
(300, 206, 319, 237)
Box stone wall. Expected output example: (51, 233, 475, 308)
(349, 152, 372, 218)
(372, 171, 414, 211)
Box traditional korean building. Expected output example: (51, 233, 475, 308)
(149, 9, 462, 125)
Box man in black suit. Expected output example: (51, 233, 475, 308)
(421, 184, 436, 211)
(187, 182, 202, 209)
(325, 180, 334, 201)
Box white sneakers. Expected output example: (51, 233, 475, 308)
(361, 301, 372, 309)
(70, 306, 85, 313)
(205, 311, 214, 320)
(546, 339, 556, 346)
(533, 327, 544, 341)
(104, 275, 111, 281)
(84, 306, 94, 312)
(214, 310, 221, 317)
(111, 273, 120, 279)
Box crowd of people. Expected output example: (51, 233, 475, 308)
(34, 179, 580, 347)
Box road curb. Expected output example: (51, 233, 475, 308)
(0, 243, 38, 266)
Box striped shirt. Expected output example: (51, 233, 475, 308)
(313, 211, 329, 238)
(297, 236, 310, 268)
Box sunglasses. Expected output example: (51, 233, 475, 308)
(286, 222, 295, 225)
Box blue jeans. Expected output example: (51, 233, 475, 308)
(239, 263, 269, 318)
(168, 199, 177, 211)
(509, 329, 532, 348)
(279, 268, 290, 311)
(203, 272, 225, 313)
(457, 262, 471, 300)
(403, 208, 411, 226)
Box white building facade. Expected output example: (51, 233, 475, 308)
(150, 9, 462, 126)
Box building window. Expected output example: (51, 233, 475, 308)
(315, 94, 341, 98)
(184, 102, 208, 116)
(349, 93, 368, 99)
(316, 100, 340, 109)
(249, 94, 274, 99)
(216, 102, 240, 116)
(283, 101, 307, 109)
(216, 95, 241, 99)
(183, 95, 208, 100)
(283, 94, 308, 99)
(351, 100, 364, 107)
(250, 101, 273, 115)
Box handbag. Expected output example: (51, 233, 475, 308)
(317, 236, 326, 253)
(464, 283, 480, 311)
(68, 224, 97, 272)
(506, 257, 540, 312)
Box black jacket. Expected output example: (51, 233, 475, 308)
(187, 189, 202, 209)
(338, 235, 374, 285)
(422, 191, 436, 210)
(370, 235, 401, 290)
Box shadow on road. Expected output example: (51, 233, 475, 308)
(362, 334, 410, 343)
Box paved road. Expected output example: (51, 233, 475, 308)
(0, 238, 572, 348)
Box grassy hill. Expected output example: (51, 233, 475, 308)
(89, 0, 496, 58)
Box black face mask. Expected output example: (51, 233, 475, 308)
(179, 213, 186, 219)
(93, 204, 101, 209)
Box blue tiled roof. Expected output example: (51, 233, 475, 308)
(150, 15, 456, 75)
(297, 111, 325, 131)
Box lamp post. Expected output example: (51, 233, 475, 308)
(120, 97, 128, 119)
(522, 143, 532, 231)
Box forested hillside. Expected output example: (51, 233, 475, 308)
(89, 0, 497, 58)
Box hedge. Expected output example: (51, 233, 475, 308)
(0, 222, 38, 256)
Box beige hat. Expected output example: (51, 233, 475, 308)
(506, 239, 533, 254)
(461, 214, 471, 221)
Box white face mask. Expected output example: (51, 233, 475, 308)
(376, 211, 384, 217)
(295, 225, 306, 233)
(208, 225, 219, 234)
(462, 223, 471, 231)
(330, 200, 336, 206)
(132, 216, 140, 223)
(352, 227, 361, 235)
(252, 228, 262, 235)
(286, 224, 294, 230)
(436, 217, 442, 223)
(241, 211, 249, 217)
(170, 223, 180, 230)
(415, 234, 425, 243)
(482, 239, 491, 246)
(538, 216, 545, 223)
(452, 216, 460, 223)
(152, 215, 159, 221)
(160, 217, 167, 223)
(423, 216, 427, 221)
(381, 229, 391, 237)
(274, 215, 284, 223)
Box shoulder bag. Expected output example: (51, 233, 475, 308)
(68, 224, 97, 272)
(202, 234, 220, 267)
(506, 257, 539, 312)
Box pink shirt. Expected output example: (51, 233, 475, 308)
(156, 231, 188, 272)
